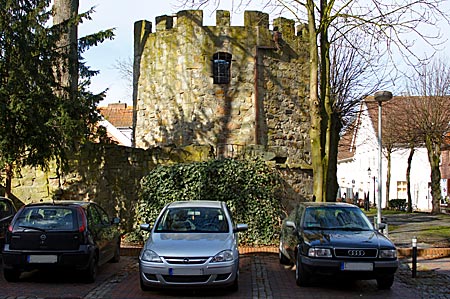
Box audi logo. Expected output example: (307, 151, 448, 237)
(348, 250, 365, 257)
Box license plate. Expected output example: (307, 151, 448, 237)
(168, 268, 203, 275)
(341, 262, 373, 271)
(27, 255, 57, 264)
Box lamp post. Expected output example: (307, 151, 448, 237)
(374, 91, 393, 229)
(367, 167, 371, 211)
(373, 175, 376, 207)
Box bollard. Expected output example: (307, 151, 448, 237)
(412, 236, 417, 278)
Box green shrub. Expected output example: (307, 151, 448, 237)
(389, 198, 407, 211)
(132, 158, 282, 246)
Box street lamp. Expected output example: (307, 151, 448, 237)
(366, 167, 371, 211)
(374, 91, 393, 229)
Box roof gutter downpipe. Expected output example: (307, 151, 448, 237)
(254, 26, 260, 145)
(254, 26, 277, 146)
(254, 57, 259, 144)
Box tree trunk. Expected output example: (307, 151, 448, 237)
(406, 145, 415, 213)
(4, 163, 13, 198)
(320, 6, 333, 202)
(308, 0, 336, 202)
(53, 0, 79, 100)
(425, 135, 442, 214)
(307, 0, 324, 202)
(327, 111, 342, 202)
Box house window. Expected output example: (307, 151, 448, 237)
(397, 181, 407, 199)
(212, 52, 232, 84)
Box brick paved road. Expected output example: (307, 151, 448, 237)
(1, 253, 449, 299)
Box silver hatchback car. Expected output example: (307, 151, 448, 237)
(139, 201, 248, 291)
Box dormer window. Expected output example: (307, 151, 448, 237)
(212, 52, 232, 84)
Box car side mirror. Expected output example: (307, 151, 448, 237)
(285, 220, 296, 230)
(234, 223, 248, 232)
(140, 223, 152, 231)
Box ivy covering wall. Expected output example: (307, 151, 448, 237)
(132, 158, 282, 246)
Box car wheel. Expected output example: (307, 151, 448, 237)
(110, 242, 121, 263)
(229, 271, 239, 292)
(376, 274, 394, 289)
(295, 253, 310, 287)
(3, 268, 21, 282)
(83, 255, 98, 283)
(140, 275, 153, 291)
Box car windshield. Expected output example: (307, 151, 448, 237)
(154, 207, 229, 233)
(14, 207, 76, 231)
(302, 207, 373, 231)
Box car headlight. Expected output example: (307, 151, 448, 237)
(211, 250, 234, 262)
(379, 249, 397, 259)
(308, 248, 332, 258)
(141, 249, 162, 263)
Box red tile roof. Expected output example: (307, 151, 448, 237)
(98, 103, 133, 128)
(338, 95, 450, 161)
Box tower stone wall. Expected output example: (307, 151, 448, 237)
(133, 10, 311, 166)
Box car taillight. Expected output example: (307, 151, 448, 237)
(76, 206, 87, 232)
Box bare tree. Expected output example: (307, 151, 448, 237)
(381, 99, 412, 209)
(396, 99, 423, 213)
(406, 57, 450, 214)
(277, 0, 448, 202)
(113, 57, 133, 100)
(328, 30, 394, 200)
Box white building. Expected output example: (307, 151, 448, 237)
(337, 99, 432, 211)
(98, 103, 133, 147)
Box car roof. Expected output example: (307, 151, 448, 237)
(300, 202, 356, 208)
(167, 201, 225, 209)
(22, 200, 93, 208)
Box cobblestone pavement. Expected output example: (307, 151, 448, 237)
(1, 212, 449, 299)
(2, 253, 448, 299)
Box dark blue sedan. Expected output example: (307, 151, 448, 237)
(279, 202, 398, 289)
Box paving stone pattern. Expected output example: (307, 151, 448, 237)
(1, 212, 449, 299)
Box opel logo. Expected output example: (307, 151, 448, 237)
(183, 258, 190, 264)
(348, 250, 365, 257)
(40, 234, 47, 241)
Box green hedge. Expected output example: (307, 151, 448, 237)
(131, 158, 282, 246)
(388, 198, 407, 211)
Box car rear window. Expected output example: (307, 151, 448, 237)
(155, 207, 229, 233)
(14, 207, 76, 231)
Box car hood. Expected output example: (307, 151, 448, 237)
(144, 232, 236, 256)
(303, 229, 395, 249)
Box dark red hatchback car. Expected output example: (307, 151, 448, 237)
(2, 201, 121, 282)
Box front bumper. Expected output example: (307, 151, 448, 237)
(139, 258, 238, 288)
(300, 255, 398, 278)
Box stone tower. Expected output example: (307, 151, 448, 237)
(133, 10, 311, 166)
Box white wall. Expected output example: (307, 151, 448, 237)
(337, 102, 432, 212)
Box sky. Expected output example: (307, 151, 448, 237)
(77, 0, 450, 106)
